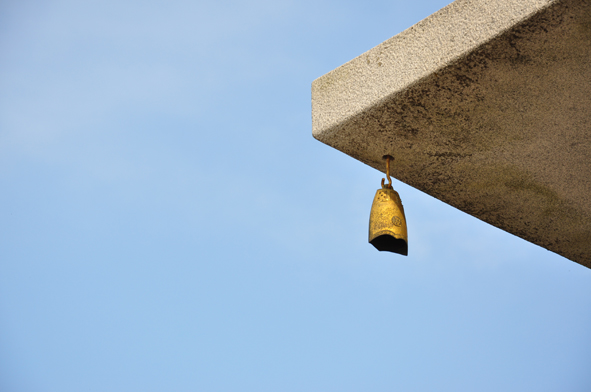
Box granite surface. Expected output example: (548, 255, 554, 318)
(312, 0, 591, 267)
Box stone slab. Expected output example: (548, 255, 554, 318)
(312, 0, 591, 268)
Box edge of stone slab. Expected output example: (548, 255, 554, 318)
(311, 0, 559, 141)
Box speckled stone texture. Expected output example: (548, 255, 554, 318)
(312, 0, 591, 268)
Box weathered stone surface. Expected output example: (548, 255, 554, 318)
(312, 0, 591, 267)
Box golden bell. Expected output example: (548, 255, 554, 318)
(369, 156, 408, 255)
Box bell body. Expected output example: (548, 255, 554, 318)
(369, 187, 408, 255)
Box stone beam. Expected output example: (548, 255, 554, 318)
(312, 0, 591, 268)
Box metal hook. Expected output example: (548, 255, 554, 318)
(381, 155, 393, 189)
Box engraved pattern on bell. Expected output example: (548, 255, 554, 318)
(377, 192, 389, 202)
(392, 216, 402, 227)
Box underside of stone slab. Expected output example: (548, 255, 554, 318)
(312, 0, 591, 268)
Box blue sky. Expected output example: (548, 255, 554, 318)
(1, 0, 590, 391)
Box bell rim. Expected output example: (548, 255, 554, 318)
(368, 229, 407, 243)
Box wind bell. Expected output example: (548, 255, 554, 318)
(368, 155, 408, 256)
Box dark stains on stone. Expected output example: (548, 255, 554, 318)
(427, 151, 473, 159)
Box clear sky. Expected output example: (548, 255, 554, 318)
(1, 0, 590, 391)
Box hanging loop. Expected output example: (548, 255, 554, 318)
(381, 155, 394, 189)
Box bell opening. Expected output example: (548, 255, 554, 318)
(370, 235, 408, 256)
